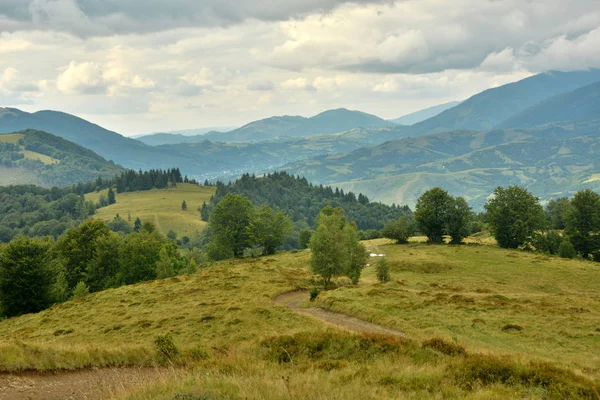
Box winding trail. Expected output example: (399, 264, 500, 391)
(274, 291, 407, 337)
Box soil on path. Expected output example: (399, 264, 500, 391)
(0, 367, 174, 400)
(274, 290, 407, 337)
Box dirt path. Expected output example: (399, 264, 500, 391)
(274, 291, 407, 337)
(0, 367, 175, 400)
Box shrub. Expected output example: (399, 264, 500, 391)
(422, 337, 466, 356)
(382, 216, 416, 244)
(71, 281, 90, 299)
(309, 287, 320, 301)
(376, 258, 391, 283)
(530, 231, 562, 255)
(558, 240, 577, 259)
(154, 334, 179, 363)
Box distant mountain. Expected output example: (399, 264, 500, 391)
(203, 108, 395, 142)
(136, 133, 219, 146)
(0, 108, 220, 171)
(406, 70, 600, 137)
(391, 101, 461, 125)
(0, 129, 124, 187)
(283, 122, 600, 208)
(133, 127, 237, 138)
(497, 80, 600, 129)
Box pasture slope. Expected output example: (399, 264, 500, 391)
(86, 184, 216, 238)
(0, 240, 598, 399)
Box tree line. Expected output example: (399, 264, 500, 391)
(381, 185, 600, 262)
(204, 171, 411, 230)
(0, 219, 203, 318)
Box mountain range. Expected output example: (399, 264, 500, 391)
(1, 69, 600, 208)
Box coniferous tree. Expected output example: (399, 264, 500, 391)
(107, 188, 116, 205)
(133, 217, 142, 232)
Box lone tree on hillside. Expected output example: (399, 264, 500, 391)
(133, 217, 142, 232)
(415, 188, 452, 243)
(309, 206, 368, 285)
(484, 186, 545, 249)
(0, 236, 53, 317)
(181, 200, 187, 210)
(565, 189, 600, 259)
(200, 202, 210, 221)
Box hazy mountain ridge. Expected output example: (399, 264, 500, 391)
(405, 69, 600, 137)
(202, 108, 396, 142)
(391, 101, 461, 125)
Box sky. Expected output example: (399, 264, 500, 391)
(1, 0, 600, 136)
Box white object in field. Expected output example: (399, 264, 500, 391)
(369, 253, 386, 257)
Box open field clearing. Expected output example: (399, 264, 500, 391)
(86, 184, 216, 237)
(0, 241, 598, 399)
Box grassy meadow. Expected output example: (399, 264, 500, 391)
(0, 238, 598, 398)
(85, 184, 216, 238)
(0, 133, 60, 165)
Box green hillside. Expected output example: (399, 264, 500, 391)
(284, 124, 600, 208)
(86, 184, 215, 238)
(0, 130, 124, 187)
(0, 240, 598, 399)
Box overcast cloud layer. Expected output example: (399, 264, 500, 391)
(1, 0, 599, 135)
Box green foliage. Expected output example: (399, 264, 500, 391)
(530, 230, 563, 255)
(382, 216, 416, 244)
(86, 232, 122, 292)
(375, 258, 391, 283)
(51, 268, 70, 303)
(107, 214, 132, 235)
(247, 204, 293, 255)
(181, 200, 187, 210)
(309, 287, 320, 301)
(209, 194, 255, 257)
(446, 197, 472, 244)
(200, 202, 209, 222)
(422, 338, 466, 356)
(0, 185, 95, 243)
(415, 188, 452, 243)
(0, 236, 53, 317)
(56, 220, 111, 290)
(545, 197, 572, 230)
(209, 172, 411, 231)
(118, 231, 164, 285)
(565, 189, 600, 259)
(154, 334, 179, 363)
(107, 188, 116, 205)
(71, 281, 90, 299)
(298, 229, 313, 249)
(558, 240, 577, 259)
(484, 186, 546, 249)
(309, 207, 367, 285)
(167, 230, 178, 241)
(133, 217, 142, 232)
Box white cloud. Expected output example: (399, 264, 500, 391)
(281, 77, 315, 91)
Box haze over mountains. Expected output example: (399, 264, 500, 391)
(390, 101, 461, 125)
(1, 69, 600, 208)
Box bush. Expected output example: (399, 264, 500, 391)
(530, 231, 562, 255)
(422, 337, 466, 356)
(376, 258, 391, 283)
(71, 281, 90, 298)
(382, 216, 415, 244)
(558, 240, 577, 259)
(309, 287, 320, 301)
(154, 334, 179, 363)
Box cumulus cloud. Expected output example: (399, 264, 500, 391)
(56, 61, 155, 95)
(1, 0, 599, 134)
